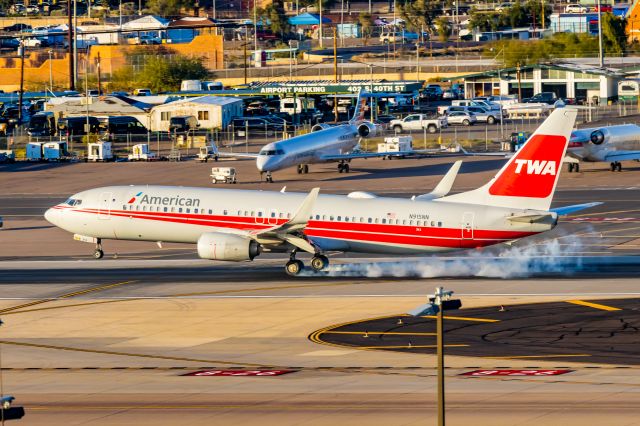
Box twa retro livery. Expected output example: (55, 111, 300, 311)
(567, 123, 640, 172)
(218, 92, 448, 182)
(45, 109, 600, 276)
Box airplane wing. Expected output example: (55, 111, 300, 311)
(216, 152, 259, 159)
(459, 146, 511, 158)
(603, 150, 640, 162)
(320, 147, 459, 162)
(206, 188, 320, 254)
(507, 201, 603, 224)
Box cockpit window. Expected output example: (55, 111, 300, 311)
(64, 198, 82, 206)
(259, 149, 285, 156)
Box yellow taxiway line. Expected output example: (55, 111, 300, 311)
(567, 300, 622, 311)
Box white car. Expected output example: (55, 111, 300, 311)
(379, 31, 408, 44)
(22, 38, 42, 47)
(565, 4, 588, 13)
(446, 111, 477, 126)
(466, 106, 502, 124)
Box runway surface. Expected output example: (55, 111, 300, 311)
(2, 157, 640, 424)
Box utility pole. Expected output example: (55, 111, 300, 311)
(243, 34, 248, 85)
(253, 0, 258, 51)
(517, 62, 522, 102)
(18, 38, 25, 124)
(597, 0, 604, 67)
(333, 27, 338, 83)
(541, 0, 545, 30)
(67, 0, 74, 90)
(96, 52, 102, 95)
(48, 49, 53, 94)
(319, 0, 324, 48)
(73, 0, 78, 88)
(340, 0, 344, 47)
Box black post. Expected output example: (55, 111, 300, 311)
(67, 0, 75, 91)
(437, 288, 445, 426)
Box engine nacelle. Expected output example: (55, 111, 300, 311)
(197, 232, 260, 261)
(357, 122, 377, 138)
(311, 123, 332, 132)
(590, 129, 605, 145)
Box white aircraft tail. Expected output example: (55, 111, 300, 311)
(438, 108, 577, 211)
(349, 90, 368, 124)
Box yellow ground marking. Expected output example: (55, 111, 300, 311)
(0, 280, 138, 314)
(570, 209, 640, 218)
(482, 354, 592, 359)
(567, 300, 622, 311)
(321, 331, 437, 336)
(420, 315, 499, 323)
(1, 299, 139, 316)
(360, 344, 469, 349)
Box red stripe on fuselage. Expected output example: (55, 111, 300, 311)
(64, 207, 536, 249)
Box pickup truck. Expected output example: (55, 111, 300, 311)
(389, 114, 447, 134)
(523, 92, 558, 105)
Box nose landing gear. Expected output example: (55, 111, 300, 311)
(261, 171, 274, 183)
(93, 239, 104, 259)
(297, 164, 309, 174)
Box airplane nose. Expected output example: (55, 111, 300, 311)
(44, 208, 59, 225)
(256, 156, 270, 172)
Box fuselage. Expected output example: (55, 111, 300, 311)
(569, 124, 640, 162)
(45, 185, 555, 255)
(256, 124, 359, 172)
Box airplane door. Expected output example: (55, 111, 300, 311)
(98, 192, 113, 220)
(461, 212, 474, 239)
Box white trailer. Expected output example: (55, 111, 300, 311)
(87, 142, 113, 162)
(26, 142, 45, 161)
(198, 145, 219, 162)
(378, 136, 413, 153)
(43, 142, 69, 161)
(128, 144, 156, 161)
(210, 167, 237, 184)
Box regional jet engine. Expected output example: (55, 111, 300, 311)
(357, 122, 377, 138)
(197, 233, 260, 261)
(311, 123, 332, 132)
(590, 130, 605, 145)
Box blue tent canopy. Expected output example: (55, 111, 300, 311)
(288, 13, 332, 25)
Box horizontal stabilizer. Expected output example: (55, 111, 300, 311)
(550, 202, 602, 216)
(507, 213, 555, 224)
(416, 161, 462, 201)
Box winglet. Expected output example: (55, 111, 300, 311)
(415, 161, 462, 201)
(550, 202, 603, 216)
(287, 187, 320, 229)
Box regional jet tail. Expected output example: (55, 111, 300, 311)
(216, 90, 450, 182)
(566, 124, 640, 172)
(45, 108, 600, 276)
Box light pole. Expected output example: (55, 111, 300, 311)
(596, 0, 604, 67)
(319, 0, 323, 48)
(253, 0, 258, 51)
(340, 0, 344, 47)
(48, 49, 53, 94)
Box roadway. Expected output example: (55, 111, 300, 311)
(1, 155, 640, 424)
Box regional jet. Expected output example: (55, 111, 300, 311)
(216, 91, 450, 182)
(45, 108, 600, 276)
(566, 124, 640, 172)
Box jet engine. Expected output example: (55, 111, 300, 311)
(590, 130, 605, 145)
(197, 232, 260, 261)
(311, 123, 332, 132)
(357, 122, 377, 138)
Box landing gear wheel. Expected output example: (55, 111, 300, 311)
(93, 249, 104, 259)
(617, 162, 622, 172)
(338, 163, 344, 173)
(343, 164, 349, 173)
(610, 162, 616, 172)
(285, 260, 304, 276)
(310, 255, 329, 272)
(265, 172, 274, 183)
(574, 163, 580, 172)
(297, 165, 303, 174)
(568, 163, 574, 173)
(303, 164, 309, 174)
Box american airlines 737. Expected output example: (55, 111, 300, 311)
(45, 108, 600, 276)
(217, 92, 448, 182)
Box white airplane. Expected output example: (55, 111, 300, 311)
(45, 108, 600, 276)
(217, 92, 449, 182)
(567, 124, 640, 172)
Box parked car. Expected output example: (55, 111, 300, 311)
(466, 106, 502, 124)
(565, 4, 588, 13)
(231, 117, 284, 135)
(138, 34, 161, 45)
(523, 92, 558, 104)
(169, 115, 199, 133)
(495, 2, 513, 12)
(2, 23, 31, 33)
(57, 116, 101, 136)
(102, 116, 148, 141)
(424, 84, 444, 100)
(446, 111, 477, 126)
(27, 112, 56, 136)
(270, 111, 293, 123)
(442, 90, 456, 100)
(133, 88, 152, 96)
(389, 114, 447, 133)
(379, 31, 407, 44)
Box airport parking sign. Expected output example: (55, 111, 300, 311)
(461, 370, 573, 376)
(182, 370, 296, 377)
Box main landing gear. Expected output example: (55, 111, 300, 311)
(610, 161, 622, 172)
(338, 161, 350, 173)
(567, 163, 580, 173)
(284, 251, 330, 276)
(93, 238, 104, 259)
(297, 164, 309, 174)
(262, 171, 274, 183)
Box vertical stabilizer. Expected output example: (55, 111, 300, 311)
(349, 90, 368, 124)
(437, 108, 577, 211)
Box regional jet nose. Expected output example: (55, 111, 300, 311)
(256, 156, 270, 172)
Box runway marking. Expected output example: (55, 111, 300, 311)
(322, 331, 437, 336)
(570, 209, 640, 218)
(0, 299, 139, 316)
(567, 300, 622, 311)
(420, 315, 499, 323)
(482, 354, 592, 359)
(360, 344, 469, 349)
(0, 280, 138, 314)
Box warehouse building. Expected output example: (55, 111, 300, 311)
(149, 95, 243, 131)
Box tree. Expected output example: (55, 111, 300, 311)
(399, 0, 433, 32)
(358, 12, 374, 46)
(261, 0, 290, 36)
(601, 12, 627, 55)
(146, 0, 196, 16)
(435, 17, 451, 42)
(137, 54, 209, 92)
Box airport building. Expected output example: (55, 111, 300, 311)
(457, 63, 622, 103)
(149, 95, 243, 131)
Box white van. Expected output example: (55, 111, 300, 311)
(280, 97, 316, 115)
